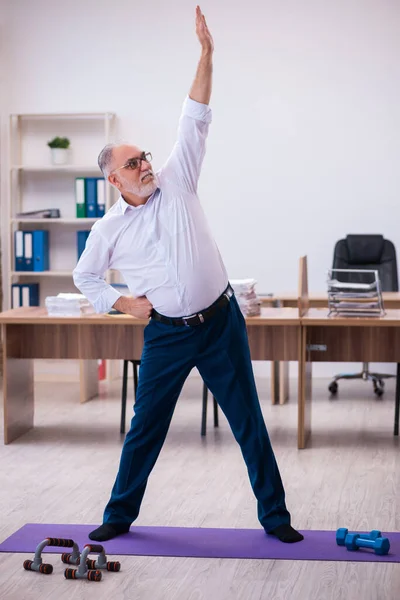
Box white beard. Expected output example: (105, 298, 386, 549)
(120, 172, 158, 198)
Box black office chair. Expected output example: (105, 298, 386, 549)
(328, 234, 398, 397)
(120, 360, 219, 436)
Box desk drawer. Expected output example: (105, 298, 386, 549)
(4, 324, 80, 359)
(305, 325, 400, 362)
(246, 325, 299, 361)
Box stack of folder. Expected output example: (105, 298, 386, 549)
(327, 269, 385, 317)
(75, 177, 105, 218)
(11, 283, 39, 308)
(14, 230, 49, 271)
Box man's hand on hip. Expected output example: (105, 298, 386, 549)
(113, 296, 153, 319)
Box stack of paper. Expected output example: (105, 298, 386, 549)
(230, 279, 261, 317)
(327, 273, 385, 317)
(45, 293, 95, 317)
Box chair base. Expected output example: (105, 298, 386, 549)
(328, 362, 395, 397)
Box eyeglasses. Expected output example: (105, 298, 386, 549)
(112, 152, 153, 174)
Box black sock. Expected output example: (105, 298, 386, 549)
(267, 524, 304, 543)
(88, 523, 130, 542)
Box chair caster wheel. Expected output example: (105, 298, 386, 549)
(374, 386, 384, 397)
(328, 382, 338, 395)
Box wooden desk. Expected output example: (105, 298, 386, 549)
(299, 308, 400, 449)
(261, 292, 400, 404)
(261, 292, 400, 309)
(0, 307, 301, 444)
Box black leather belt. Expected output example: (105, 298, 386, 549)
(151, 284, 234, 327)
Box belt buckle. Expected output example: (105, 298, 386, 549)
(182, 312, 204, 327)
(182, 314, 195, 327)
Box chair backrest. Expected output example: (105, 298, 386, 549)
(332, 235, 399, 292)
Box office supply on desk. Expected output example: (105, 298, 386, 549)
(327, 235, 398, 397)
(327, 269, 385, 318)
(45, 293, 95, 317)
(230, 279, 261, 316)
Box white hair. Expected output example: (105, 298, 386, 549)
(97, 143, 119, 178)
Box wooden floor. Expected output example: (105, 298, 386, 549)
(0, 370, 399, 600)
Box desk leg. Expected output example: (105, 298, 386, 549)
(79, 360, 99, 404)
(394, 363, 400, 436)
(3, 358, 34, 444)
(298, 327, 312, 449)
(270, 362, 289, 405)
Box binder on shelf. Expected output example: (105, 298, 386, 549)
(96, 177, 105, 217)
(14, 230, 24, 271)
(85, 177, 97, 218)
(23, 231, 33, 271)
(32, 230, 50, 271)
(75, 177, 86, 218)
(77, 230, 90, 260)
(11, 284, 21, 308)
(11, 283, 39, 308)
(22, 283, 40, 307)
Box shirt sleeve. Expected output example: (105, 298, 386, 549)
(72, 226, 122, 314)
(157, 96, 212, 193)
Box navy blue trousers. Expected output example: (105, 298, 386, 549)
(103, 295, 291, 531)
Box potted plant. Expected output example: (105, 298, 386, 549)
(47, 136, 70, 165)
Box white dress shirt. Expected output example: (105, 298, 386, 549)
(72, 96, 229, 318)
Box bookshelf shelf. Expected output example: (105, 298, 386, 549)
(11, 165, 101, 173)
(11, 112, 116, 120)
(12, 218, 100, 224)
(11, 271, 74, 277)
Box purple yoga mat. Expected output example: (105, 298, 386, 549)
(0, 524, 399, 563)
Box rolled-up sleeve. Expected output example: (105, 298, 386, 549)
(72, 227, 122, 314)
(158, 96, 212, 193)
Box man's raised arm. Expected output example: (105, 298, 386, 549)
(189, 5, 214, 105)
(158, 6, 215, 193)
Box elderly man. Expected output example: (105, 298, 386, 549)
(73, 6, 303, 544)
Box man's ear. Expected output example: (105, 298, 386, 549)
(108, 174, 119, 189)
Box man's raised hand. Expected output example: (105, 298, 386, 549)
(195, 6, 213, 54)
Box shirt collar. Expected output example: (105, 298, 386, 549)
(118, 195, 132, 214)
(118, 188, 159, 214)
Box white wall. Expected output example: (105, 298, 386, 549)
(1, 0, 400, 377)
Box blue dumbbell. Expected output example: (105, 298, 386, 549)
(345, 533, 390, 555)
(336, 528, 381, 546)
